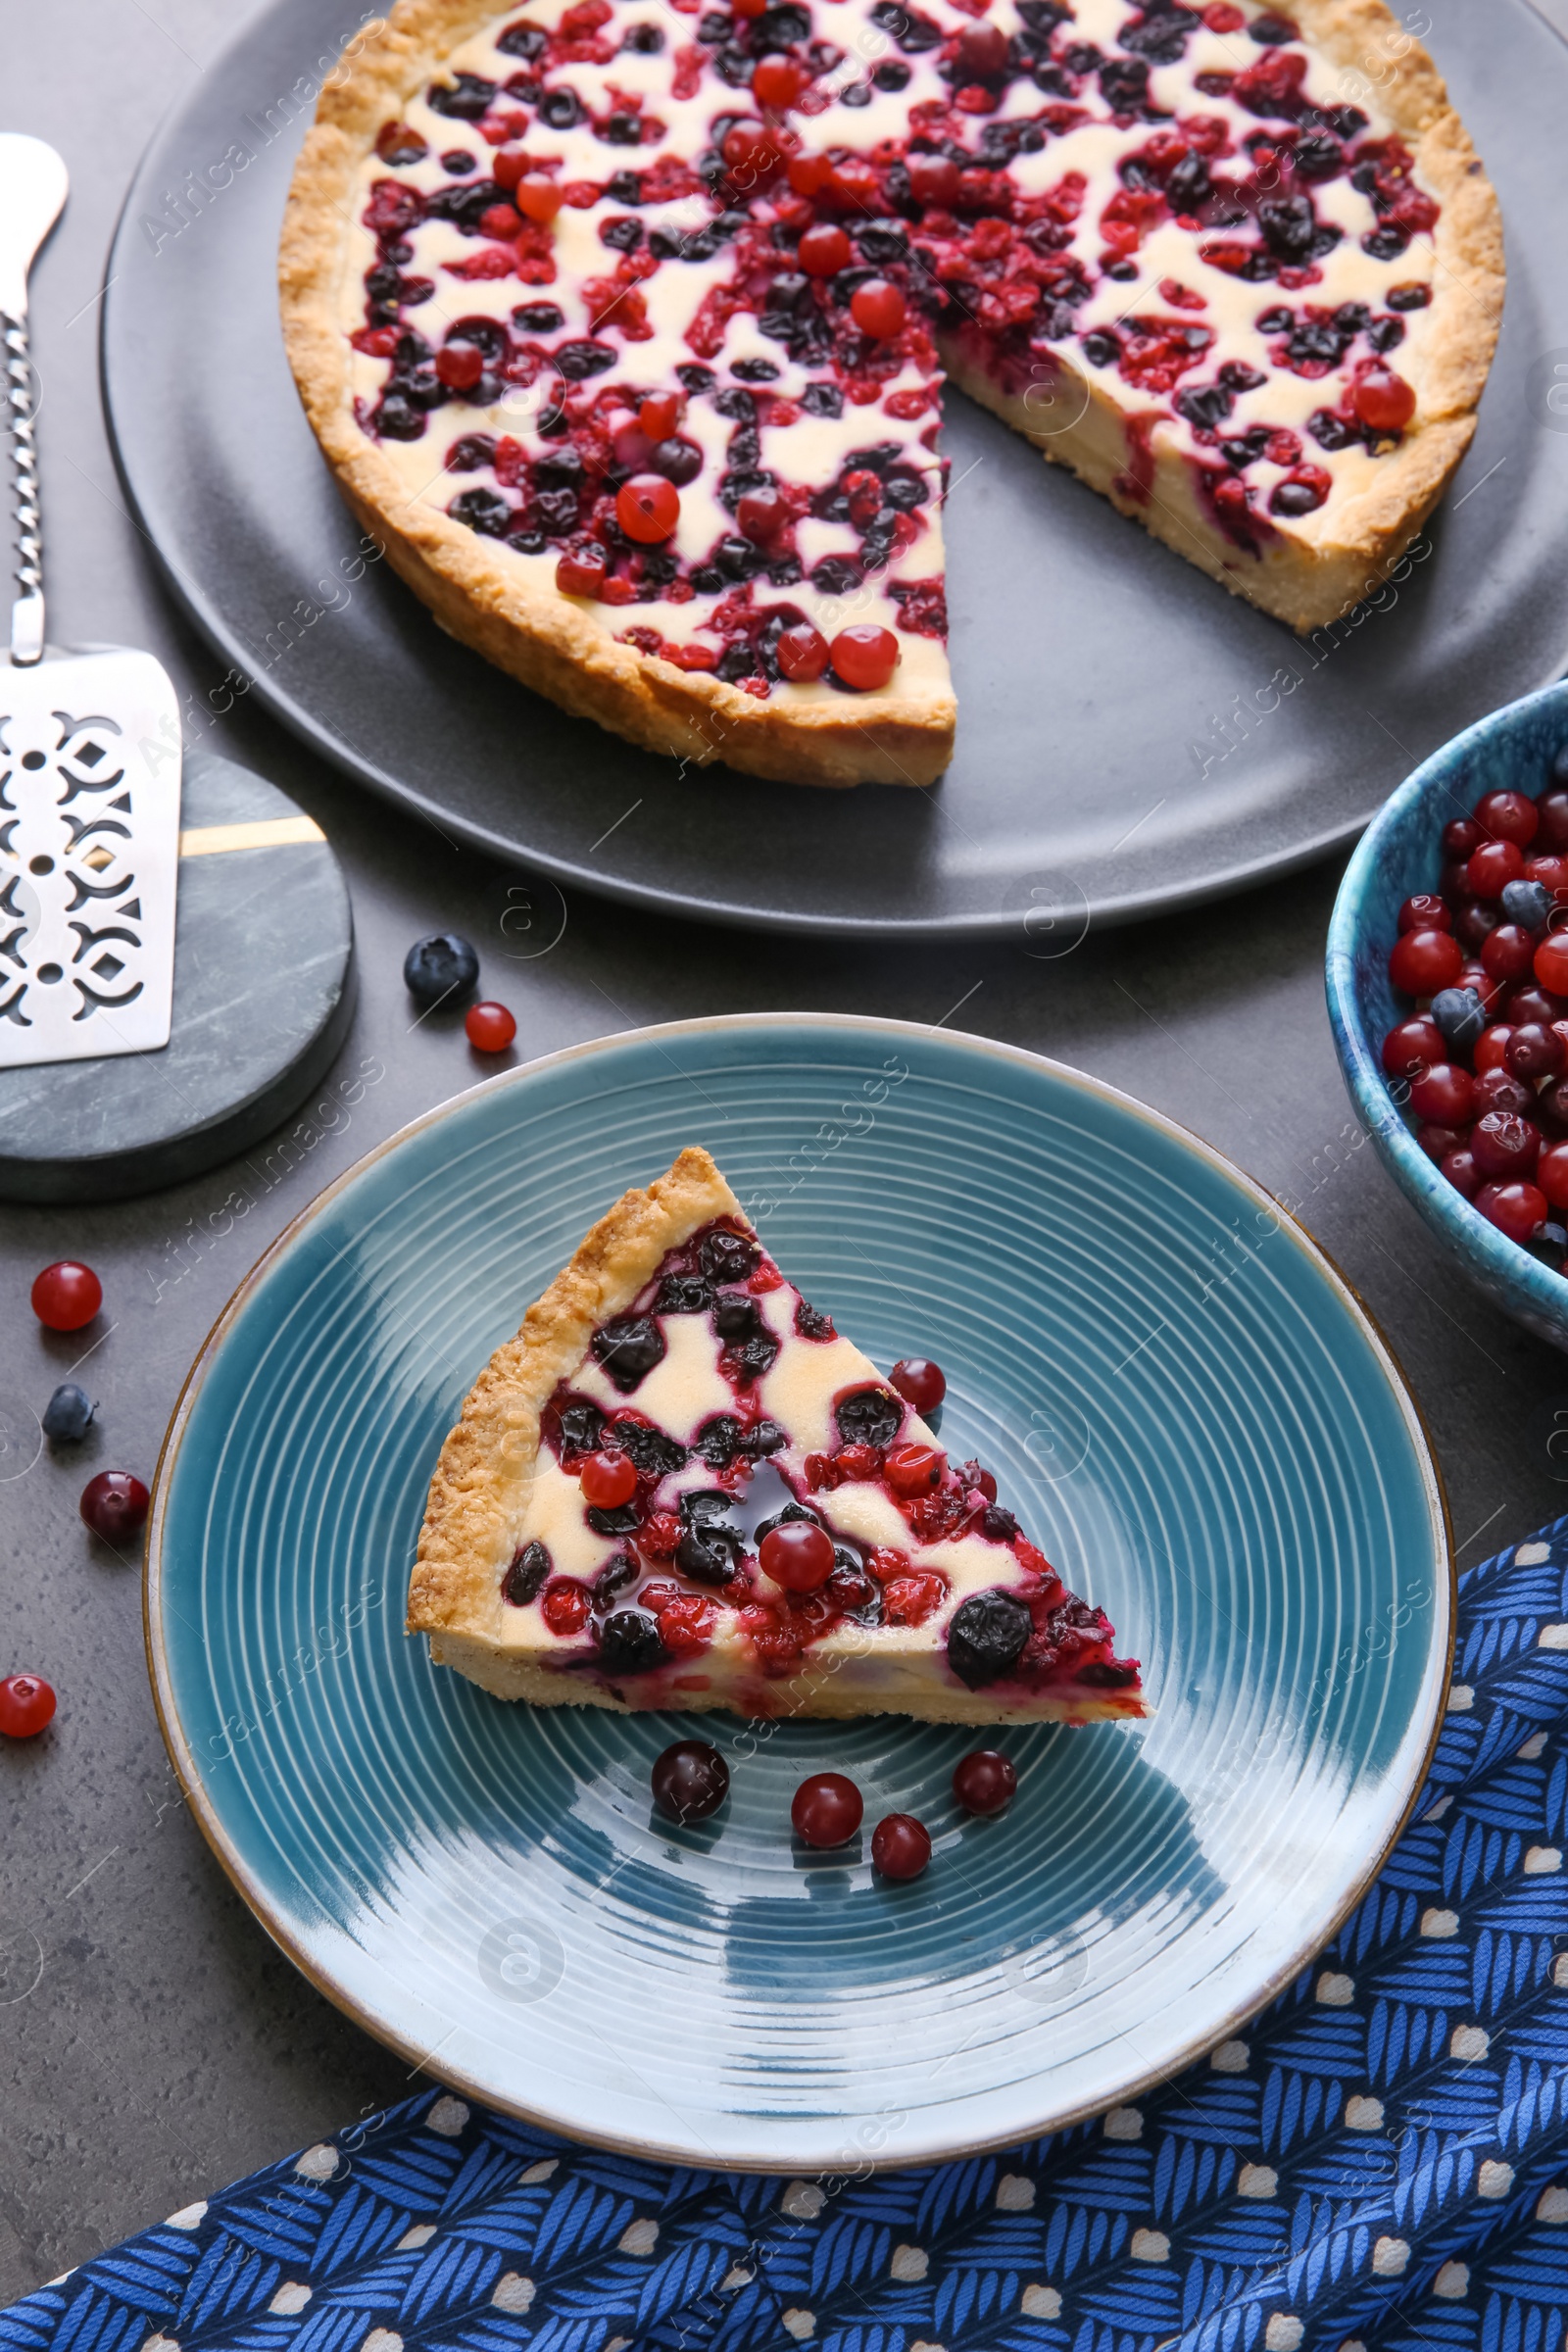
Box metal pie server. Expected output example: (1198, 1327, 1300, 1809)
(1, 131, 180, 1068)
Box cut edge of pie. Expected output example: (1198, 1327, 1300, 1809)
(281, 0, 1500, 787)
(410, 1145, 1151, 1726)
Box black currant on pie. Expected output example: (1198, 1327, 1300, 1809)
(409, 1147, 1149, 1722)
(283, 0, 1501, 787)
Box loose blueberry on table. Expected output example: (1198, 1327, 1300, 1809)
(404, 931, 480, 1006)
(1380, 747, 1568, 1261)
(0, 1674, 57, 1740)
(42, 1384, 95, 1445)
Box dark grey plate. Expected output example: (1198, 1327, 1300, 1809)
(102, 0, 1568, 937)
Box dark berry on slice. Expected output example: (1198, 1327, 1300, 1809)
(656, 1274, 713, 1313)
(890, 1356, 946, 1413)
(871, 1813, 932, 1880)
(404, 931, 479, 1005)
(699, 1227, 759, 1284)
(947, 1590, 1032, 1688)
(503, 1541, 552, 1606)
(597, 1608, 667, 1676)
(42, 1384, 95, 1444)
(651, 1740, 730, 1823)
(591, 1314, 666, 1393)
(835, 1387, 903, 1448)
(953, 1749, 1018, 1815)
(791, 1771, 863, 1846)
(592, 1553, 641, 1612)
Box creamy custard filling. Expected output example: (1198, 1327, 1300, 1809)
(494, 1215, 1145, 1709)
(339, 0, 1443, 687)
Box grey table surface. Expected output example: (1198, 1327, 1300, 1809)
(4, 0, 1568, 2303)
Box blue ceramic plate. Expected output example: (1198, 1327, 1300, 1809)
(1327, 680, 1568, 1354)
(146, 1017, 1452, 2171)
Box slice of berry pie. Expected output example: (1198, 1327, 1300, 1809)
(283, 0, 1498, 786)
(409, 1147, 1148, 1723)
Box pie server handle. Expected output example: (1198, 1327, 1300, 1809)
(0, 134, 69, 668)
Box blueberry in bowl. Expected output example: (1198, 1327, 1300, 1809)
(1327, 678, 1568, 1349)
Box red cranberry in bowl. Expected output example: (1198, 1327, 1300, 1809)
(1538, 789, 1568, 853)
(1452, 902, 1497, 952)
(1472, 1066, 1535, 1119)
(1540, 1078, 1568, 1137)
(1540, 1142, 1568, 1207)
(1466, 840, 1526, 899)
(1474, 1024, 1514, 1074)
(1441, 1147, 1480, 1199)
(1539, 934, 1568, 995)
(1407, 1063, 1474, 1126)
(1475, 788, 1541, 848)
(1500, 985, 1568, 1028)
(1443, 817, 1483, 859)
(871, 1813, 932, 1881)
(1388, 928, 1462, 995)
(1475, 1179, 1547, 1246)
(1481, 924, 1538, 984)
(1416, 1123, 1466, 1162)
(1471, 1110, 1542, 1181)
(1507, 1023, 1567, 1082)
(1381, 1016, 1445, 1079)
(1397, 894, 1450, 933)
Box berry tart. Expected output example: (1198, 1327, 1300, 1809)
(409, 1146, 1148, 1722)
(283, 0, 1500, 787)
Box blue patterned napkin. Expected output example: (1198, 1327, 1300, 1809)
(8, 1523, 1568, 2352)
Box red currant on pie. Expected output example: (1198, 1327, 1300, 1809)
(0, 1674, 56, 1740)
(830, 627, 900, 692)
(885, 1442, 945, 1497)
(639, 393, 680, 441)
(580, 1449, 637, 1508)
(849, 279, 906, 340)
(1352, 368, 1416, 431)
(466, 1001, 516, 1052)
(760, 1519, 835, 1592)
(954, 1749, 1018, 1815)
(871, 1813, 932, 1879)
(753, 56, 806, 108)
(616, 476, 680, 544)
(31, 1260, 102, 1331)
(515, 174, 564, 224)
(79, 1471, 149, 1544)
(792, 1772, 863, 1846)
(777, 623, 829, 682)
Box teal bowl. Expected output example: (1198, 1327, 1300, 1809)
(145, 1016, 1451, 2170)
(1327, 680, 1568, 1353)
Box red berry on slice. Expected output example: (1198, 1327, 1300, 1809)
(799, 221, 854, 277)
(79, 1471, 149, 1544)
(466, 1001, 516, 1053)
(557, 544, 607, 598)
(1352, 368, 1415, 432)
(777, 622, 829, 682)
(722, 120, 785, 179)
(954, 1749, 1018, 1815)
(907, 153, 961, 207)
(639, 392, 681, 441)
(1380, 1017, 1445, 1079)
(871, 1813, 932, 1880)
(1387, 927, 1462, 996)
(651, 1739, 729, 1822)
(885, 1441, 945, 1496)
(850, 278, 906, 339)
(31, 1260, 102, 1332)
(736, 488, 786, 542)
(0, 1674, 56, 1740)
(515, 174, 564, 224)
(616, 474, 680, 543)
(760, 1519, 836, 1592)
(787, 152, 834, 196)
(580, 1448, 637, 1507)
(541, 1579, 592, 1636)
(1537, 790, 1568, 853)
(1475, 788, 1540, 848)
(890, 1356, 946, 1413)
(830, 625, 900, 692)
(1475, 1179, 1547, 1246)
(753, 54, 805, 106)
(436, 343, 486, 389)
(791, 1771, 863, 1846)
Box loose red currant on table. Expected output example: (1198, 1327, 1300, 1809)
(777, 622, 829, 683)
(954, 1748, 1017, 1816)
(466, 1001, 516, 1053)
(1352, 368, 1416, 432)
(651, 1739, 729, 1822)
(885, 1442, 946, 1497)
(579, 1448, 636, 1508)
(79, 1471, 149, 1543)
(850, 278, 906, 340)
(1475, 1180, 1547, 1245)
(871, 1813, 932, 1880)
(0, 1675, 56, 1739)
(616, 475, 680, 544)
(31, 1260, 102, 1332)
(760, 1519, 835, 1592)
(791, 1772, 862, 1846)
(830, 626, 900, 692)
(1388, 927, 1462, 995)
(890, 1356, 946, 1413)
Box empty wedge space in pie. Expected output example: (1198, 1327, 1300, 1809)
(409, 1146, 1148, 1721)
(281, 0, 1502, 785)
